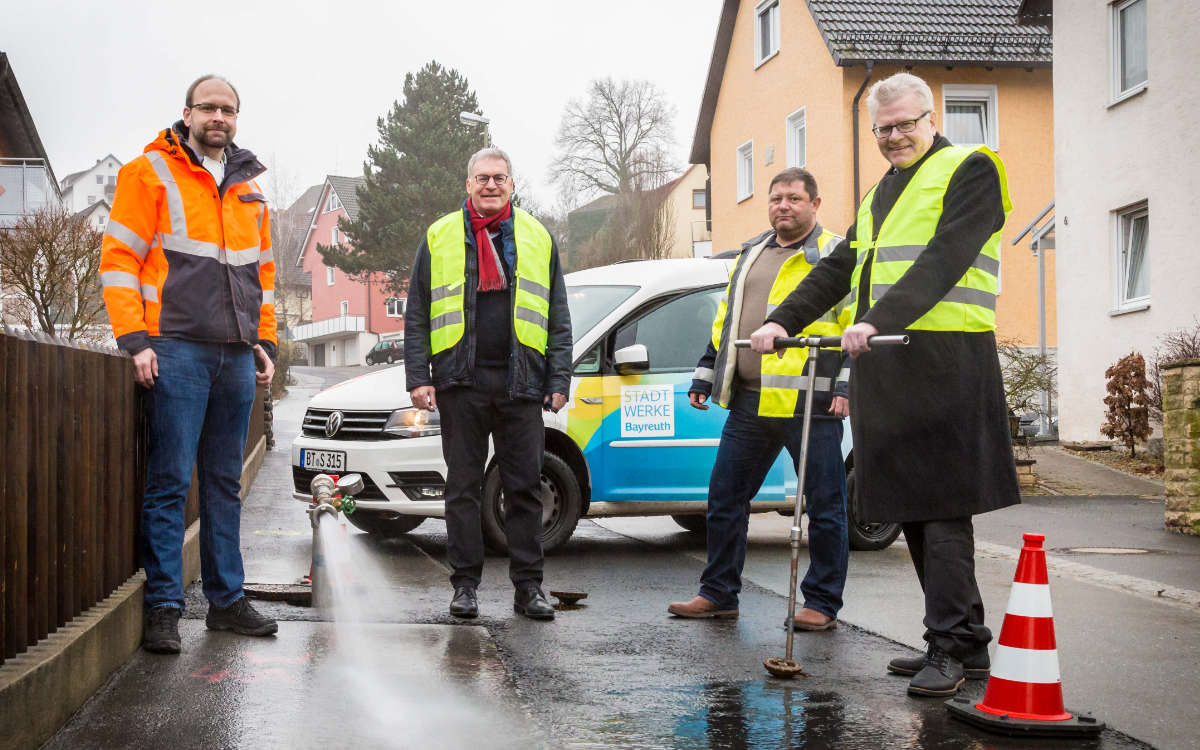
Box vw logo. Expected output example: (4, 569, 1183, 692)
(325, 411, 344, 438)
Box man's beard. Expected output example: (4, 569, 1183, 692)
(198, 127, 230, 148)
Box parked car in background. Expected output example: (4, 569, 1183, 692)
(365, 338, 404, 366)
(292, 258, 901, 553)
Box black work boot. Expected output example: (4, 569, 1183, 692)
(206, 597, 278, 636)
(449, 586, 479, 619)
(888, 646, 990, 680)
(513, 583, 555, 620)
(143, 606, 182, 654)
(907, 644, 965, 697)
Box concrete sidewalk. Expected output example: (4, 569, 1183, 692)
(1030, 445, 1164, 498)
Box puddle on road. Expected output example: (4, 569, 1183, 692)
(561, 680, 1140, 750)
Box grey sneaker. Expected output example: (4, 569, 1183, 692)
(206, 597, 278, 636)
(143, 606, 182, 654)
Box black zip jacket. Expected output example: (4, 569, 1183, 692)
(404, 207, 572, 401)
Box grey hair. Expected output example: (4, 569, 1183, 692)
(467, 147, 513, 177)
(865, 72, 934, 121)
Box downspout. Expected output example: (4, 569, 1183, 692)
(851, 61, 875, 209)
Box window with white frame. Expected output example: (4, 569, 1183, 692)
(691, 189, 706, 210)
(95, 175, 103, 184)
(754, 0, 780, 67)
(331, 226, 340, 246)
(326, 265, 335, 285)
(1115, 202, 1149, 310)
(326, 190, 342, 213)
(340, 300, 350, 316)
(785, 107, 806, 168)
(736, 140, 754, 202)
(942, 85, 999, 150)
(1111, 0, 1148, 102)
(386, 297, 405, 317)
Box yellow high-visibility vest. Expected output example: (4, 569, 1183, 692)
(849, 145, 1011, 332)
(706, 229, 850, 418)
(426, 208, 554, 354)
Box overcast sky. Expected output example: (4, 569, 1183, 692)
(6, 0, 722, 210)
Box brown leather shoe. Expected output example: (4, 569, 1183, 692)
(668, 596, 738, 619)
(791, 607, 837, 631)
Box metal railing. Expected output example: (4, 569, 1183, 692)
(0, 328, 265, 665)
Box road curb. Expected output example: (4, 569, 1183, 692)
(0, 435, 266, 750)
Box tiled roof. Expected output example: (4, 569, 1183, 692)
(806, 0, 1051, 66)
(326, 175, 366, 222)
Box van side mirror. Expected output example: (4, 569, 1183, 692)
(614, 344, 650, 375)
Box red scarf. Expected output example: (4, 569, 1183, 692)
(467, 199, 512, 292)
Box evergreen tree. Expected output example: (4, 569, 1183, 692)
(320, 61, 484, 293)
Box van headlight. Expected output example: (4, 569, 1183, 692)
(384, 407, 441, 438)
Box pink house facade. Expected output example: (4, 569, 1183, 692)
(292, 175, 406, 366)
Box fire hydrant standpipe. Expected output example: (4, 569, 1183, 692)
(734, 334, 908, 679)
(305, 472, 364, 609)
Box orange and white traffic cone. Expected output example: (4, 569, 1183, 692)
(946, 533, 1104, 737)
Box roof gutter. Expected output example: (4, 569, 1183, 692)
(851, 61, 874, 210)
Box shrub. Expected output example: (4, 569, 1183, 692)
(1099, 351, 1152, 456)
(997, 338, 1057, 419)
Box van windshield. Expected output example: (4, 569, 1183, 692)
(566, 285, 638, 338)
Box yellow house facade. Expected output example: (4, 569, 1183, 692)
(664, 164, 713, 259)
(691, 0, 1057, 346)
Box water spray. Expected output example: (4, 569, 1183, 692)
(306, 472, 364, 610)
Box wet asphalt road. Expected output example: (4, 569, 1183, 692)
(44, 366, 1169, 749)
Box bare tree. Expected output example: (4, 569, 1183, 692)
(550, 78, 677, 200)
(0, 205, 106, 340)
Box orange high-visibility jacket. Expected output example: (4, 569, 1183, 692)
(100, 124, 276, 356)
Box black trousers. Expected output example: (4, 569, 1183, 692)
(438, 371, 544, 590)
(901, 517, 992, 658)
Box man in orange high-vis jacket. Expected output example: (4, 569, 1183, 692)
(101, 74, 278, 654)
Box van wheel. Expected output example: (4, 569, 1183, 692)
(845, 467, 901, 551)
(671, 514, 706, 535)
(346, 511, 425, 538)
(482, 452, 582, 554)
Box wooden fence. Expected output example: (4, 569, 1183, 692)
(0, 328, 265, 666)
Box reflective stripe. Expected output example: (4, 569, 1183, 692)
(991, 645, 1062, 684)
(262, 289, 275, 305)
(101, 271, 140, 291)
(430, 310, 464, 330)
(1004, 582, 1054, 618)
(942, 285, 997, 309)
(145, 151, 188, 237)
(430, 283, 460, 303)
(514, 306, 549, 329)
(105, 219, 150, 260)
(872, 283, 996, 310)
(876, 244, 1000, 277)
(761, 373, 833, 392)
(837, 366, 850, 383)
(258, 248, 275, 266)
(161, 233, 220, 260)
(141, 284, 159, 303)
(226, 245, 261, 267)
(874, 244, 927, 262)
(765, 303, 778, 316)
(518, 276, 551, 301)
(972, 253, 1001, 277)
(693, 366, 714, 382)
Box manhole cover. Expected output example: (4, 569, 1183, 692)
(1063, 547, 1149, 555)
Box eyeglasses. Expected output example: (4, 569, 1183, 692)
(191, 102, 239, 117)
(871, 111, 930, 139)
(472, 174, 510, 186)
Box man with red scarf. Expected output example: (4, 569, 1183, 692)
(405, 147, 571, 620)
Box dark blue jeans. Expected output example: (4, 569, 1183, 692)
(142, 338, 256, 611)
(699, 389, 848, 617)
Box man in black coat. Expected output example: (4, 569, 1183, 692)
(750, 72, 1020, 697)
(405, 147, 572, 621)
